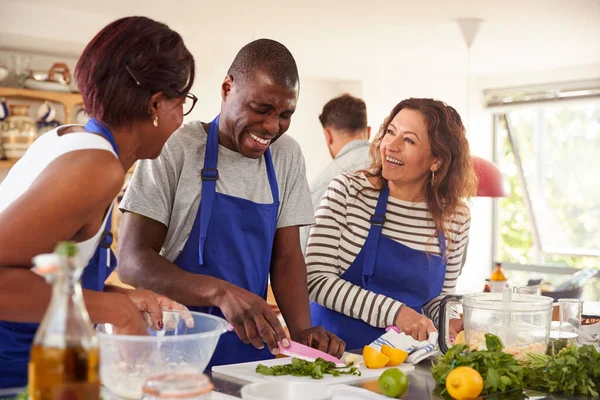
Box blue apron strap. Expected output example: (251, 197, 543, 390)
(263, 149, 279, 205)
(84, 118, 120, 157)
(82, 118, 120, 290)
(361, 185, 389, 287)
(437, 229, 447, 263)
(198, 115, 220, 265)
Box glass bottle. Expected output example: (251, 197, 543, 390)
(28, 242, 100, 400)
(489, 262, 508, 293)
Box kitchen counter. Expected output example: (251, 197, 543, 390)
(2, 354, 593, 400)
(0, 363, 591, 400)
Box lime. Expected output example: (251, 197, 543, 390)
(378, 368, 409, 398)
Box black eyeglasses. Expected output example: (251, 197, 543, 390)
(180, 92, 198, 116)
(126, 64, 197, 116)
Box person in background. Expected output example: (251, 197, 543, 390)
(0, 16, 195, 387)
(300, 94, 371, 253)
(307, 98, 476, 350)
(117, 39, 345, 369)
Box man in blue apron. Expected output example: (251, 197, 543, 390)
(118, 39, 345, 368)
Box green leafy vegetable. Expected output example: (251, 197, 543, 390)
(15, 389, 28, 400)
(433, 333, 600, 397)
(431, 335, 526, 396)
(255, 357, 360, 380)
(523, 344, 600, 397)
(485, 333, 504, 352)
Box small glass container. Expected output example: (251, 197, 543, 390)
(558, 298, 583, 333)
(547, 330, 578, 356)
(142, 373, 213, 399)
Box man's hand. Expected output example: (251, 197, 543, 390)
(292, 326, 346, 359)
(216, 282, 289, 355)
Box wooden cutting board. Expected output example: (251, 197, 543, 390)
(211, 354, 415, 386)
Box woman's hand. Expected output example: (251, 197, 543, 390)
(127, 288, 193, 329)
(449, 318, 464, 336)
(105, 285, 194, 330)
(395, 304, 437, 341)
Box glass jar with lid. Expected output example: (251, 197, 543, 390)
(142, 373, 213, 399)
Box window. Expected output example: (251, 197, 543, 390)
(490, 83, 600, 300)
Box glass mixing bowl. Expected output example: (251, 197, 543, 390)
(97, 310, 228, 399)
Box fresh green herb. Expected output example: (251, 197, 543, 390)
(431, 334, 526, 396)
(14, 389, 27, 400)
(523, 344, 600, 398)
(55, 241, 78, 257)
(255, 357, 360, 380)
(485, 333, 504, 352)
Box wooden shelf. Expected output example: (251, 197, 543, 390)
(0, 159, 17, 169)
(0, 87, 83, 124)
(0, 87, 82, 104)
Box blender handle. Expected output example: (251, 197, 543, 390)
(438, 294, 463, 354)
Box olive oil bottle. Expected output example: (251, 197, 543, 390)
(28, 242, 100, 400)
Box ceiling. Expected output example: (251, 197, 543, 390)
(2, 0, 600, 80)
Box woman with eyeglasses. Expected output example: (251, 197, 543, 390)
(0, 16, 196, 387)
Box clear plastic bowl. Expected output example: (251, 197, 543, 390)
(97, 310, 228, 399)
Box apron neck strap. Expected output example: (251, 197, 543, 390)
(263, 148, 278, 203)
(361, 185, 389, 286)
(84, 118, 119, 157)
(437, 229, 447, 260)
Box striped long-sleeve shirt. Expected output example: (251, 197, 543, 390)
(306, 172, 471, 329)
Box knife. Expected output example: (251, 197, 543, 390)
(228, 324, 345, 366)
(277, 340, 346, 367)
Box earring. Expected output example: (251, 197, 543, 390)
(431, 170, 435, 186)
(153, 116, 159, 128)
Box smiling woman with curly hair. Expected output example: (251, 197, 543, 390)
(306, 98, 477, 350)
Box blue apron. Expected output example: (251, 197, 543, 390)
(0, 118, 118, 388)
(310, 185, 447, 350)
(174, 115, 279, 369)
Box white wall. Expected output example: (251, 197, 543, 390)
(287, 79, 363, 183)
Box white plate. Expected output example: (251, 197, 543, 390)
(23, 78, 74, 93)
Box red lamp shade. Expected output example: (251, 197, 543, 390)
(472, 156, 509, 197)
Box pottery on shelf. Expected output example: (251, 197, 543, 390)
(36, 101, 60, 135)
(1, 104, 38, 159)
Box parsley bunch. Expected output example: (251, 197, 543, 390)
(256, 357, 360, 380)
(523, 344, 600, 397)
(431, 334, 526, 396)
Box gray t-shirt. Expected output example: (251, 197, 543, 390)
(120, 120, 315, 262)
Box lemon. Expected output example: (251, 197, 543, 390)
(453, 331, 466, 345)
(363, 346, 390, 369)
(445, 366, 484, 400)
(378, 368, 409, 398)
(381, 345, 409, 366)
